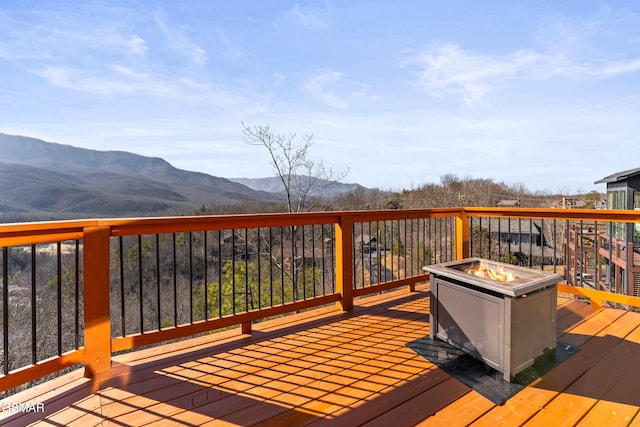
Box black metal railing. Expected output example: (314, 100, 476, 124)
(1, 240, 83, 381)
(352, 217, 454, 289)
(3, 207, 640, 396)
(110, 224, 339, 339)
(466, 213, 640, 297)
(468, 216, 563, 270)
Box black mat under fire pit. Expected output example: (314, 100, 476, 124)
(407, 336, 579, 405)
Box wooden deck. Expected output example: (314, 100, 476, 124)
(3, 284, 640, 426)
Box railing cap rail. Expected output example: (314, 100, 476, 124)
(2, 207, 639, 241)
(462, 207, 640, 223)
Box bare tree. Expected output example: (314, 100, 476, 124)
(242, 122, 349, 213)
(242, 122, 349, 301)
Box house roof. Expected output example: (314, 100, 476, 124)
(549, 198, 587, 209)
(484, 218, 543, 235)
(594, 166, 640, 184)
(496, 200, 519, 207)
(356, 234, 377, 245)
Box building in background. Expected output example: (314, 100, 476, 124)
(567, 168, 640, 296)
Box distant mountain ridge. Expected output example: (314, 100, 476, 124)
(229, 176, 367, 197)
(0, 133, 285, 221)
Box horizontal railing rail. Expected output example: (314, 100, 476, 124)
(2, 207, 640, 395)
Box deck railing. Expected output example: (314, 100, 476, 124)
(2, 207, 640, 395)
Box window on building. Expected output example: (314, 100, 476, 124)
(608, 189, 627, 240)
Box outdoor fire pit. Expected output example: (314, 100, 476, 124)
(423, 257, 563, 381)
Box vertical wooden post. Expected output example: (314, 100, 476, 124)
(589, 295, 603, 310)
(241, 321, 252, 334)
(335, 215, 354, 311)
(83, 225, 112, 379)
(455, 210, 470, 260)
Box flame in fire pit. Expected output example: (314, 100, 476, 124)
(464, 261, 519, 283)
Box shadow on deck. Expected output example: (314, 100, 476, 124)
(3, 284, 640, 426)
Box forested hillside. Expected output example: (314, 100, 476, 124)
(0, 133, 285, 222)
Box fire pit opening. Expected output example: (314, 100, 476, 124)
(463, 260, 518, 282)
(424, 257, 563, 382)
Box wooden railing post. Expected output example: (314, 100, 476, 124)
(455, 210, 470, 260)
(83, 225, 112, 379)
(335, 214, 354, 311)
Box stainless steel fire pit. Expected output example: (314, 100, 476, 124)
(424, 257, 562, 381)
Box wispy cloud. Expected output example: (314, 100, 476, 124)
(401, 43, 543, 104)
(56, 24, 149, 57)
(585, 59, 640, 78)
(33, 65, 172, 96)
(277, 1, 333, 32)
(0, 6, 239, 104)
(154, 13, 208, 65)
(214, 29, 246, 61)
(32, 64, 244, 107)
(0, 9, 148, 62)
(401, 41, 640, 105)
(303, 70, 366, 109)
(101, 31, 148, 56)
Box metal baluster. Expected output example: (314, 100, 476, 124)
(579, 221, 584, 286)
(553, 220, 558, 274)
(311, 225, 316, 298)
(529, 220, 533, 268)
(189, 232, 193, 323)
(302, 225, 306, 300)
(321, 224, 326, 295)
(359, 223, 364, 288)
(57, 241, 62, 356)
(204, 231, 208, 319)
(245, 228, 249, 311)
(269, 227, 274, 307)
(518, 218, 522, 264)
(367, 222, 373, 285)
(138, 235, 143, 333)
(497, 218, 501, 261)
(507, 217, 512, 261)
(594, 221, 599, 289)
(218, 230, 222, 317)
(119, 237, 126, 336)
(156, 234, 161, 329)
(291, 226, 296, 301)
(74, 240, 80, 349)
(173, 233, 178, 327)
(3, 247, 8, 375)
(541, 219, 545, 271)
(257, 228, 261, 309)
(409, 219, 413, 277)
(232, 231, 236, 314)
(470, 217, 475, 257)
(31, 244, 37, 363)
(280, 227, 285, 303)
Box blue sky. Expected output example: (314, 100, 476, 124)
(1, 1, 639, 194)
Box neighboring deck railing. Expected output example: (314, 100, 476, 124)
(2, 207, 640, 395)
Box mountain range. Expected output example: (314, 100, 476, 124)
(0, 133, 367, 222)
(0, 133, 288, 221)
(229, 176, 366, 198)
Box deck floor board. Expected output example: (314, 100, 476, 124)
(3, 284, 640, 426)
